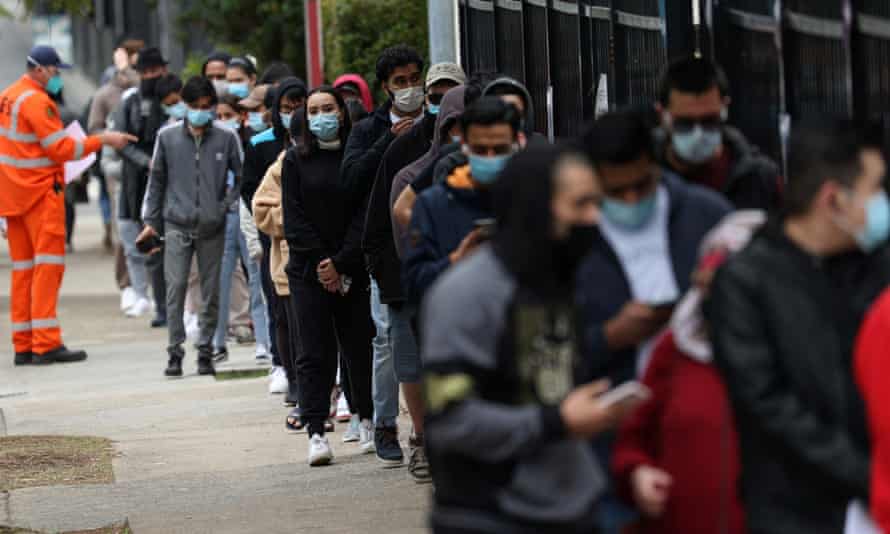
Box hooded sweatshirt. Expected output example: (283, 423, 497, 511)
(361, 108, 438, 304)
(482, 77, 547, 145)
(422, 146, 606, 533)
(390, 86, 467, 256)
(241, 77, 306, 209)
(334, 73, 374, 113)
(252, 150, 290, 296)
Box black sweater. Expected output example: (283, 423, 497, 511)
(281, 145, 366, 284)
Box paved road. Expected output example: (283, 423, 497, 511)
(0, 207, 429, 532)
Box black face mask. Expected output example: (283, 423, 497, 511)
(553, 224, 597, 275)
(140, 77, 158, 98)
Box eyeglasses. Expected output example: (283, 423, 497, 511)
(670, 113, 725, 134)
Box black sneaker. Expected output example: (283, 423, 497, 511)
(34, 345, 87, 364)
(197, 349, 215, 376)
(408, 434, 432, 483)
(165, 347, 184, 377)
(150, 315, 168, 328)
(14, 352, 33, 365)
(375, 425, 403, 467)
(212, 347, 229, 363)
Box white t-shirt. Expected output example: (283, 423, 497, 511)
(599, 185, 680, 375)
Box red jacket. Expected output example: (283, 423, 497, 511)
(855, 287, 890, 532)
(611, 332, 745, 534)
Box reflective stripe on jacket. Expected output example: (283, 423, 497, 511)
(0, 75, 102, 216)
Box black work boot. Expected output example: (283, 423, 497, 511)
(14, 352, 33, 365)
(197, 347, 215, 376)
(165, 346, 184, 377)
(34, 345, 87, 365)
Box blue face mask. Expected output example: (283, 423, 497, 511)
(451, 135, 462, 144)
(228, 82, 250, 99)
(187, 107, 214, 127)
(428, 104, 440, 116)
(309, 113, 341, 141)
(601, 192, 657, 230)
(247, 112, 267, 132)
(280, 112, 292, 130)
(852, 190, 890, 253)
(163, 101, 187, 120)
(672, 126, 722, 165)
(45, 74, 63, 96)
(467, 152, 511, 185)
(220, 118, 241, 131)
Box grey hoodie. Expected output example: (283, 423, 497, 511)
(423, 244, 605, 533)
(144, 120, 243, 237)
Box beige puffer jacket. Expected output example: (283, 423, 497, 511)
(252, 150, 290, 296)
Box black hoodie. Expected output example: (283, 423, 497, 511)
(241, 77, 307, 209)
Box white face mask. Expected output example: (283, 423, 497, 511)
(212, 79, 229, 97)
(391, 86, 424, 114)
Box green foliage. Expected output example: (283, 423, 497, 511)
(323, 0, 428, 102)
(178, 0, 306, 80)
(0, 0, 92, 18)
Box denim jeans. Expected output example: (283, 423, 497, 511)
(391, 304, 420, 383)
(371, 279, 398, 427)
(118, 218, 149, 300)
(213, 209, 270, 350)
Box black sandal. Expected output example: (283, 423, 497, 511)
(286, 408, 304, 432)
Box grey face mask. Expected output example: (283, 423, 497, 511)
(391, 86, 424, 113)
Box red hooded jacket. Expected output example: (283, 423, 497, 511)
(333, 74, 373, 113)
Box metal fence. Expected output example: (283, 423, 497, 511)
(459, 0, 890, 161)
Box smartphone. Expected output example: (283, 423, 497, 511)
(474, 218, 497, 239)
(597, 381, 652, 409)
(136, 234, 164, 254)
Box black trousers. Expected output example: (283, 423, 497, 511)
(288, 276, 374, 435)
(259, 234, 279, 365)
(270, 291, 296, 383)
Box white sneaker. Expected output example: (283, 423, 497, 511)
(125, 297, 152, 318)
(268, 366, 289, 394)
(120, 287, 136, 312)
(255, 343, 271, 362)
(359, 418, 376, 454)
(307, 433, 333, 466)
(335, 392, 351, 422)
(342, 414, 361, 443)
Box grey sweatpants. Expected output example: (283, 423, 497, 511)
(164, 227, 225, 352)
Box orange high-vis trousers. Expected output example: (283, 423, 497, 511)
(7, 186, 66, 354)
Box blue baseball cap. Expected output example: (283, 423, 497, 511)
(27, 45, 72, 69)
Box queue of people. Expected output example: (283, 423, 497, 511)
(5, 40, 890, 534)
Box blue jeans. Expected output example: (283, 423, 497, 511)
(213, 210, 270, 350)
(391, 304, 420, 383)
(118, 218, 149, 300)
(371, 279, 398, 427)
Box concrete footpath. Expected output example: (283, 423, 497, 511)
(0, 206, 429, 533)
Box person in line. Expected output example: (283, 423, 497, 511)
(282, 86, 374, 465)
(225, 56, 257, 100)
(112, 47, 172, 327)
(575, 109, 730, 533)
(610, 210, 765, 534)
(423, 144, 636, 533)
(140, 76, 242, 378)
(239, 84, 271, 135)
(202, 51, 231, 96)
(340, 44, 426, 460)
(333, 73, 373, 115)
(362, 63, 466, 476)
(243, 77, 307, 394)
(257, 61, 294, 86)
(655, 56, 782, 210)
(2, 45, 136, 365)
(707, 120, 887, 534)
(404, 97, 526, 304)
(212, 95, 270, 362)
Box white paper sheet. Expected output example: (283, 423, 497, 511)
(63, 120, 96, 184)
(846, 500, 882, 534)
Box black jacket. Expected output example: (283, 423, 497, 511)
(362, 113, 436, 304)
(111, 88, 167, 221)
(281, 145, 366, 285)
(706, 221, 877, 534)
(658, 125, 783, 211)
(340, 100, 396, 197)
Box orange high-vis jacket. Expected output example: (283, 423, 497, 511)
(0, 75, 102, 217)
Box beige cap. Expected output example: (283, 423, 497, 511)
(239, 84, 270, 109)
(425, 63, 467, 90)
